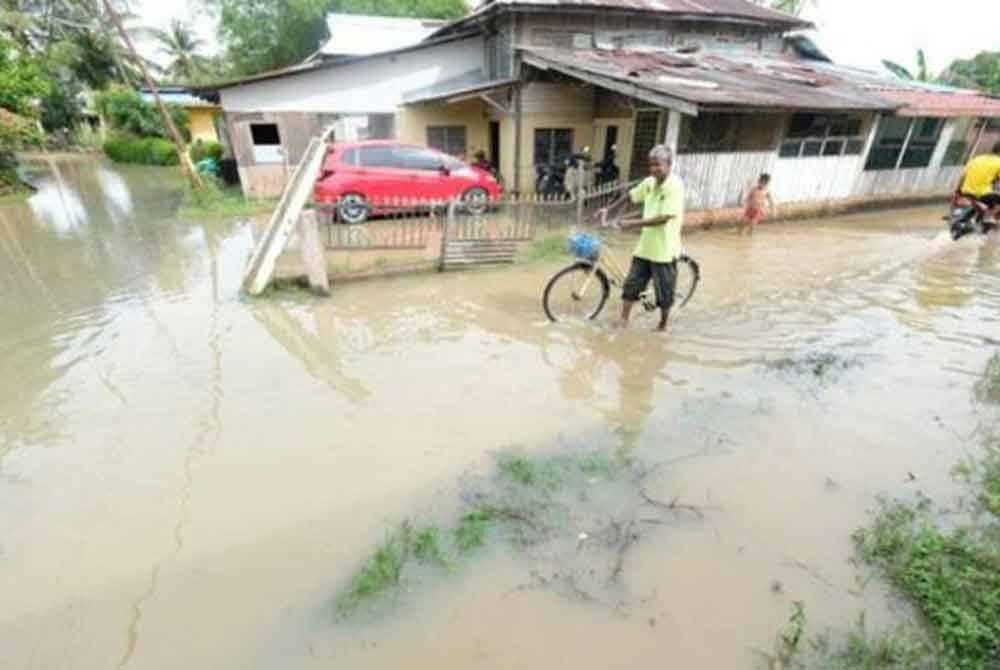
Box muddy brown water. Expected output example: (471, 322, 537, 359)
(2, 158, 999, 669)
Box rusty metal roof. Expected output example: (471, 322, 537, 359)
(522, 47, 902, 112)
(871, 89, 1000, 118)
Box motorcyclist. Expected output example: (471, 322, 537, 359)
(955, 141, 1000, 225)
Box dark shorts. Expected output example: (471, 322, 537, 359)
(622, 257, 677, 309)
(962, 192, 1000, 208)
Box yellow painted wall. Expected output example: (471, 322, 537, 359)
(396, 100, 490, 161)
(189, 107, 220, 143)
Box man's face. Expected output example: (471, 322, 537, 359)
(650, 159, 671, 181)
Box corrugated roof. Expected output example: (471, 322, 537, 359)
(870, 89, 1000, 118)
(523, 47, 900, 112)
(436, 0, 810, 37)
(318, 14, 447, 58)
(140, 87, 218, 109)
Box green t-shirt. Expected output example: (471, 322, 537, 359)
(629, 174, 685, 263)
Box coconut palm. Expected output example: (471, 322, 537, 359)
(149, 19, 209, 83)
(883, 49, 935, 83)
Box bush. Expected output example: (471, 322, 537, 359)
(0, 108, 43, 150)
(94, 85, 190, 141)
(103, 133, 178, 166)
(189, 139, 223, 163)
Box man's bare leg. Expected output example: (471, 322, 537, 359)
(620, 300, 635, 327)
(656, 308, 670, 332)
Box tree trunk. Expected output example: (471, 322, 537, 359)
(100, 0, 204, 190)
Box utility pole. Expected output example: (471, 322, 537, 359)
(100, 0, 204, 190)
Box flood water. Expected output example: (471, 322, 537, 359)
(2, 158, 998, 669)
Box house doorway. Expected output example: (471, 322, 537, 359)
(489, 121, 501, 173)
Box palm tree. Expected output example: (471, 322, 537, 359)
(883, 49, 935, 83)
(149, 19, 208, 83)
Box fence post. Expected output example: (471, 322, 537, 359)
(299, 209, 330, 296)
(576, 181, 585, 227)
(440, 199, 457, 272)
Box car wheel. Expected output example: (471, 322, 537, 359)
(463, 187, 489, 216)
(337, 194, 369, 225)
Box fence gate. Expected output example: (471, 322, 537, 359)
(439, 199, 540, 270)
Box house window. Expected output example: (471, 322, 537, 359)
(899, 118, 944, 168)
(427, 126, 467, 157)
(629, 111, 661, 180)
(679, 113, 781, 154)
(865, 116, 944, 171)
(249, 123, 282, 164)
(534, 128, 574, 166)
(779, 113, 865, 159)
(941, 118, 975, 167)
(865, 117, 911, 170)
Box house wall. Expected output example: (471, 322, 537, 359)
(219, 37, 484, 114)
(397, 99, 491, 159)
(225, 111, 329, 198)
(503, 81, 597, 193)
(189, 108, 220, 143)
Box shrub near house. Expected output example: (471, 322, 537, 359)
(96, 86, 190, 167)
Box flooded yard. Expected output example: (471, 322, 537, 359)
(1, 158, 998, 669)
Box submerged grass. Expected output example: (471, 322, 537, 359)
(787, 442, 1000, 670)
(334, 448, 634, 618)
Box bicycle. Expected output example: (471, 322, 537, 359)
(542, 222, 700, 324)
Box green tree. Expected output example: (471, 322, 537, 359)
(150, 19, 210, 83)
(206, 0, 469, 77)
(940, 50, 1000, 96)
(0, 34, 48, 117)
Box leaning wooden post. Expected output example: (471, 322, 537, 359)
(298, 209, 330, 296)
(101, 0, 203, 190)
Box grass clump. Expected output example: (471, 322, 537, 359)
(412, 526, 447, 566)
(177, 178, 273, 221)
(454, 510, 494, 554)
(519, 234, 567, 262)
(848, 499, 1000, 670)
(805, 617, 933, 670)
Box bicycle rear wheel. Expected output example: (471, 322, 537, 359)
(543, 263, 610, 323)
(675, 255, 700, 309)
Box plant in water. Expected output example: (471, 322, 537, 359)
(805, 615, 933, 670)
(851, 498, 1000, 670)
(975, 352, 1000, 404)
(333, 447, 689, 621)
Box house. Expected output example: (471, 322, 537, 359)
(201, 1, 1000, 209)
(140, 86, 222, 144)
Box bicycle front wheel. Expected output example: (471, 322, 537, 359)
(543, 263, 610, 323)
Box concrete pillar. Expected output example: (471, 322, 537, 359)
(664, 110, 682, 155)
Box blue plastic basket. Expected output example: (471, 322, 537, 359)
(568, 232, 601, 260)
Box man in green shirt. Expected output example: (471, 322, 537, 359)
(599, 144, 685, 331)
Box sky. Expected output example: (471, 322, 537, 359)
(799, 0, 1000, 75)
(134, 0, 1000, 76)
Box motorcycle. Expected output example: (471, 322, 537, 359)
(535, 160, 569, 198)
(595, 145, 620, 187)
(946, 194, 998, 241)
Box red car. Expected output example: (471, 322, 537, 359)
(313, 140, 502, 224)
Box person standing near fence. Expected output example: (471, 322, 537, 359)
(598, 144, 685, 332)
